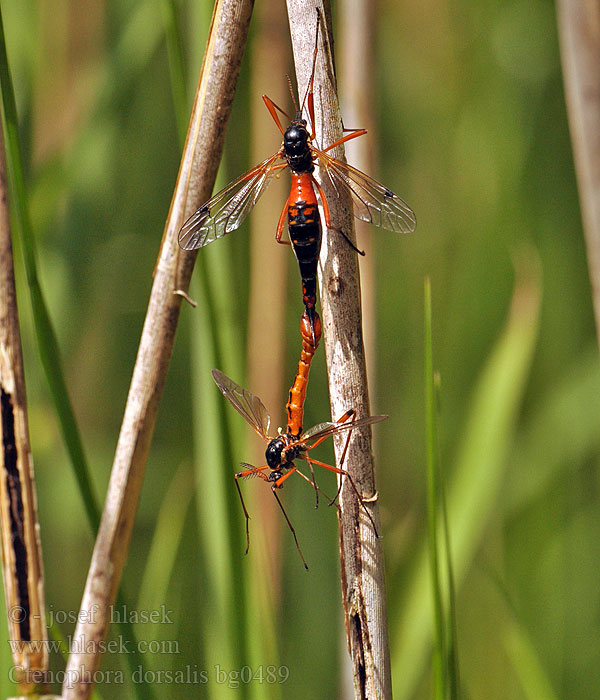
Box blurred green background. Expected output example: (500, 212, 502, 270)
(0, 0, 598, 699)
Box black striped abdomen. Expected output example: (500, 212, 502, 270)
(289, 212, 321, 312)
(288, 173, 321, 338)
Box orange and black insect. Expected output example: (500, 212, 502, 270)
(179, 10, 416, 340)
(211, 367, 387, 569)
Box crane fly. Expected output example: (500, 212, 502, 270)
(212, 367, 387, 570)
(179, 9, 416, 340)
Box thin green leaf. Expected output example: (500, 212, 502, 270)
(425, 277, 446, 699)
(438, 388, 461, 700)
(136, 461, 194, 615)
(426, 277, 462, 700)
(506, 348, 600, 514)
(504, 617, 560, 700)
(191, 259, 249, 699)
(393, 266, 541, 700)
(159, 0, 188, 146)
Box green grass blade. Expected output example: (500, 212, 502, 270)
(439, 398, 461, 700)
(426, 277, 462, 700)
(0, 593, 12, 697)
(136, 461, 194, 614)
(159, 0, 188, 146)
(393, 269, 541, 700)
(189, 234, 274, 700)
(424, 277, 446, 699)
(503, 616, 560, 700)
(191, 256, 249, 699)
(483, 559, 560, 700)
(506, 347, 600, 514)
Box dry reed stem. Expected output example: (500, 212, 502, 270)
(558, 0, 600, 347)
(286, 2, 393, 698)
(0, 118, 52, 697)
(62, 2, 254, 698)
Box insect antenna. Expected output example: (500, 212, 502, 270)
(286, 73, 299, 114)
(299, 8, 322, 122)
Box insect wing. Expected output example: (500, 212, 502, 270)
(211, 369, 271, 440)
(301, 414, 388, 443)
(179, 152, 288, 250)
(313, 148, 416, 234)
(238, 463, 270, 481)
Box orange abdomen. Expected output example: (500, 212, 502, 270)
(286, 311, 322, 438)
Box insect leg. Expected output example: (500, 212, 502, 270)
(276, 194, 291, 246)
(306, 456, 379, 537)
(307, 409, 356, 450)
(271, 479, 309, 571)
(294, 467, 335, 505)
(305, 457, 319, 509)
(234, 465, 270, 554)
(321, 128, 367, 154)
(262, 95, 288, 136)
(328, 424, 354, 507)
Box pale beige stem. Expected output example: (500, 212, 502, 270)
(286, 2, 393, 698)
(558, 0, 600, 347)
(62, 2, 254, 698)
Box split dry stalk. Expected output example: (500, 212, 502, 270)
(62, 2, 254, 698)
(286, 2, 393, 698)
(557, 0, 600, 347)
(0, 118, 56, 698)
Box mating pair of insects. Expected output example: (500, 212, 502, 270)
(179, 11, 415, 568)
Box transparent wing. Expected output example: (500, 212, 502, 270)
(238, 463, 269, 481)
(313, 147, 416, 233)
(301, 414, 388, 443)
(211, 369, 271, 440)
(178, 152, 288, 250)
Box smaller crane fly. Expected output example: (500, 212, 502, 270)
(212, 367, 387, 570)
